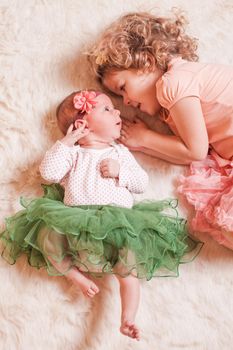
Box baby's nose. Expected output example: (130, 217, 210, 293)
(115, 108, 120, 116)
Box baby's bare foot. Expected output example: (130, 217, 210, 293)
(68, 269, 99, 298)
(77, 276, 99, 298)
(85, 281, 100, 298)
(120, 320, 140, 341)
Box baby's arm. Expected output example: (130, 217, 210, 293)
(117, 146, 148, 194)
(40, 141, 74, 182)
(40, 122, 88, 182)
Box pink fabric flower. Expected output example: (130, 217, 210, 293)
(73, 91, 97, 114)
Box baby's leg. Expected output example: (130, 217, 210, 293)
(48, 256, 99, 298)
(37, 227, 99, 297)
(115, 274, 140, 341)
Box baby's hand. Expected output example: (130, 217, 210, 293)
(100, 158, 120, 178)
(61, 121, 89, 147)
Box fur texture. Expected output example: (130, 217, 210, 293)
(0, 1, 233, 349)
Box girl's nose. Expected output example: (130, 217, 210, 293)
(123, 95, 131, 106)
(130, 101, 139, 108)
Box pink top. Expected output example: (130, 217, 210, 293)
(156, 57, 233, 159)
(40, 141, 148, 208)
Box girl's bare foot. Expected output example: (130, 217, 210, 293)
(120, 320, 140, 341)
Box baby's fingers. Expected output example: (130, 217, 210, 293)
(76, 128, 89, 136)
(66, 123, 75, 135)
(101, 170, 109, 178)
(77, 120, 88, 131)
(100, 165, 109, 176)
(100, 159, 107, 165)
(73, 127, 89, 139)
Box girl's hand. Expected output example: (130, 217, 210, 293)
(61, 121, 89, 147)
(100, 158, 120, 178)
(119, 117, 149, 150)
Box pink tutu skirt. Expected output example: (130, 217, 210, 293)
(178, 151, 233, 249)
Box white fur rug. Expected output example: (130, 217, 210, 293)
(1, 1, 233, 349)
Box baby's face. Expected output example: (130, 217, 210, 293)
(102, 68, 163, 116)
(84, 94, 122, 142)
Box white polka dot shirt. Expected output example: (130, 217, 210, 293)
(40, 141, 148, 208)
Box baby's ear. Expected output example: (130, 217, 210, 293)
(74, 119, 88, 130)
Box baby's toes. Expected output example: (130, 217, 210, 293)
(132, 327, 140, 341)
(86, 284, 99, 298)
(121, 321, 140, 340)
(86, 289, 95, 298)
(92, 284, 99, 293)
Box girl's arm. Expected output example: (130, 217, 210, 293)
(144, 97, 209, 162)
(137, 147, 192, 165)
(40, 141, 74, 183)
(121, 97, 209, 165)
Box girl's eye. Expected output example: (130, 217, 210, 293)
(105, 107, 110, 111)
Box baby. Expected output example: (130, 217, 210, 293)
(0, 90, 202, 340)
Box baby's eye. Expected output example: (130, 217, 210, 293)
(104, 106, 110, 111)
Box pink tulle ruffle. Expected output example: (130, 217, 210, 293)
(178, 151, 233, 249)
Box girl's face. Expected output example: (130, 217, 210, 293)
(103, 69, 163, 116)
(83, 94, 122, 142)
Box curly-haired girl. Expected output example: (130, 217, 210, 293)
(89, 11, 233, 250)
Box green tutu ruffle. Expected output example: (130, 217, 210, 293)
(0, 184, 203, 280)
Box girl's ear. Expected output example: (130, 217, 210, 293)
(73, 119, 88, 130)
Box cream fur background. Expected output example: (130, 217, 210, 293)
(0, 1, 233, 349)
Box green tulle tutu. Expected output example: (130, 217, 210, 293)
(0, 184, 203, 280)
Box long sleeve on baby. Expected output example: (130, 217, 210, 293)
(118, 146, 149, 193)
(40, 141, 74, 182)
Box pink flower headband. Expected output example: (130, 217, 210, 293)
(73, 91, 97, 114)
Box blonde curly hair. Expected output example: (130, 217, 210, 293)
(89, 11, 198, 80)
